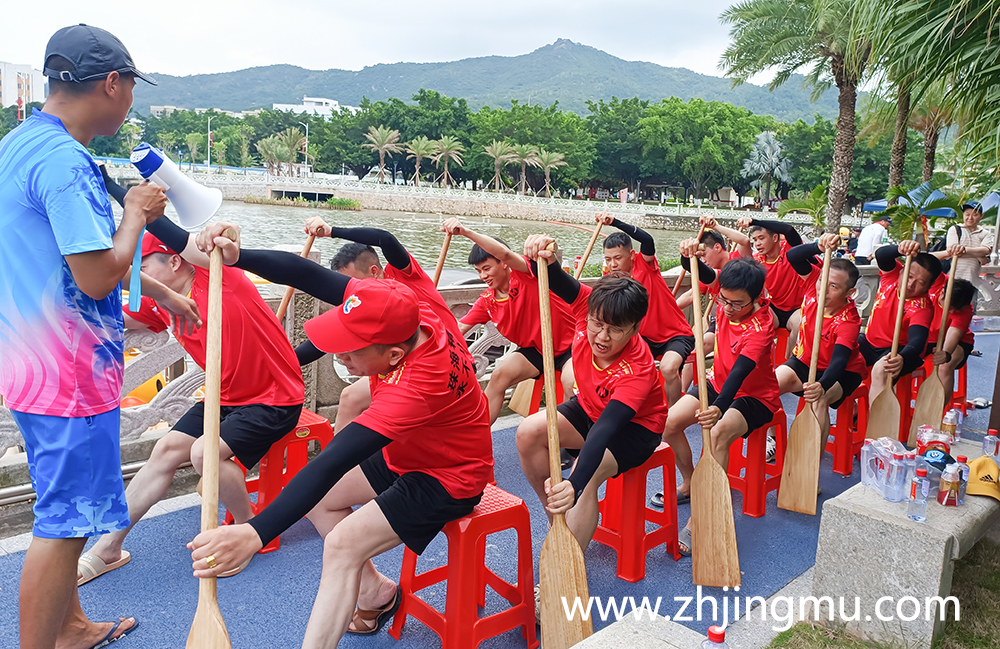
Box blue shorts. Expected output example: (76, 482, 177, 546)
(12, 408, 130, 539)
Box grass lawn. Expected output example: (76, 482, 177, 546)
(767, 539, 1000, 649)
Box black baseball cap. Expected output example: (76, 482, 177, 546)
(43, 24, 156, 85)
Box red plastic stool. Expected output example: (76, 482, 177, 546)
(225, 408, 333, 553)
(772, 329, 790, 367)
(727, 410, 787, 517)
(828, 384, 869, 476)
(952, 363, 968, 414)
(522, 371, 563, 415)
(592, 443, 681, 582)
(898, 369, 923, 443)
(389, 484, 538, 649)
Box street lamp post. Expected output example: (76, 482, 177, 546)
(207, 116, 215, 172)
(298, 120, 309, 177)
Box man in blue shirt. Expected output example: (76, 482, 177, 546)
(0, 25, 199, 649)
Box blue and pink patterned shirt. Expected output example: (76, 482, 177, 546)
(0, 109, 124, 417)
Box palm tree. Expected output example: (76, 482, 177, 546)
(721, 0, 871, 232)
(739, 131, 791, 206)
(536, 149, 567, 197)
(483, 140, 516, 192)
(184, 132, 201, 170)
(277, 128, 307, 175)
(256, 135, 285, 175)
(432, 135, 465, 188)
(362, 125, 402, 183)
(510, 143, 541, 195)
(880, 182, 961, 243)
(778, 183, 828, 234)
(405, 136, 437, 186)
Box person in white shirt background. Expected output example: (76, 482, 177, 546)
(855, 217, 892, 265)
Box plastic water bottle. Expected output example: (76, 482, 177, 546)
(984, 429, 1000, 458)
(885, 453, 907, 502)
(937, 465, 962, 506)
(904, 452, 917, 496)
(956, 455, 970, 505)
(702, 625, 729, 648)
(908, 468, 930, 522)
(860, 440, 877, 487)
(941, 409, 960, 442)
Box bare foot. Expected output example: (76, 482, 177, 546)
(347, 579, 398, 633)
(57, 617, 136, 649)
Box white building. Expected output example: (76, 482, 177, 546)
(0, 62, 45, 109)
(272, 96, 358, 117)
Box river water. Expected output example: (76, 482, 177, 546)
(159, 201, 691, 281)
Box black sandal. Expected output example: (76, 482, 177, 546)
(346, 585, 401, 635)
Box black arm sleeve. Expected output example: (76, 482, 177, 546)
(295, 340, 326, 366)
(752, 219, 802, 247)
(248, 423, 391, 546)
(898, 325, 929, 363)
(540, 259, 581, 305)
(235, 249, 349, 306)
(712, 355, 756, 412)
(144, 213, 192, 258)
(610, 218, 656, 256)
(568, 400, 636, 500)
(875, 245, 901, 272)
(680, 255, 716, 285)
(329, 226, 410, 270)
(817, 344, 853, 391)
(100, 165, 129, 208)
(787, 243, 821, 276)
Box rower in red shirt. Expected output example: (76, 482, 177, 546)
(80, 219, 305, 585)
(736, 215, 806, 358)
(775, 233, 866, 436)
(926, 246, 977, 401)
(445, 218, 577, 423)
(663, 248, 778, 555)
(187, 222, 493, 644)
(598, 212, 695, 406)
(516, 233, 666, 552)
(859, 241, 941, 403)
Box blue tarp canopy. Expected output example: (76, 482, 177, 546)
(861, 185, 956, 218)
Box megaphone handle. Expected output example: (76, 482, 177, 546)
(128, 227, 145, 311)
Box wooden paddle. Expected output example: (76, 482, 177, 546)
(688, 249, 741, 587)
(574, 221, 604, 280)
(186, 228, 234, 649)
(274, 234, 316, 324)
(432, 233, 452, 287)
(544, 220, 609, 238)
(907, 256, 958, 445)
(672, 225, 708, 296)
(778, 248, 832, 515)
(867, 255, 913, 448)
(537, 244, 592, 647)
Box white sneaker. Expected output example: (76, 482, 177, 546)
(765, 434, 777, 463)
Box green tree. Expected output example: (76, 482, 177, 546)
(237, 125, 255, 171)
(362, 125, 402, 183)
(118, 123, 142, 158)
(405, 135, 437, 186)
(432, 135, 465, 188)
(212, 138, 228, 168)
(537, 149, 567, 197)
(740, 131, 791, 204)
(184, 132, 203, 169)
(482, 140, 516, 191)
(510, 143, 540, 195)
(778, 183, 828, 232)
(721, 0, 872, 231)
(277, 127, 307, 174)
(256, 135, 284, 175)
(586, 97, 649, 191)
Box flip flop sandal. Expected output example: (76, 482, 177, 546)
(971, 398, 992, 409)
(346, 585, 401, 635)
(88, 617, 138, 649)
(650, 490, 690, 508)
(678, 528, 692, 557)
(78, 551, 131, 587)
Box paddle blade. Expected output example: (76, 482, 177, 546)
(869, 388, 902, 446)
(507, 379, 536, 417)
(690, 451, 741, 587)
(908, 375, 946, 446)
(186, 581, 231, 649)
(539, 517, 593, 648)
(777, 409, 821, 515)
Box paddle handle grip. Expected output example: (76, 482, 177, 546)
(275, 234, 316, 324)
(688, 246, 713, 449)
(537, 243, 564, 485)
(575, 222, 603, 280)
(889, 255, 912, 358)
(935, 256, 959, 349)
(808, 249, 833, 383)
(672, 225, 707, 295)
(432, 233, 452, 287)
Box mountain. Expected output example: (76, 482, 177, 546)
(133, 39, 839, 122)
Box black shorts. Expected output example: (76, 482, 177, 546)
(924, 341, 975, 370)
(685, 382, 774, 436)
(643, 334, 696, 364)
(858, 334, 925, 381)
(557, 395, 660, 476)
(515, 346, 572, 375)
(173, 401, 303, 469)
(361, 453, 481, 554)
(783, 355, 863, 410)
(769, 304, 799, 330)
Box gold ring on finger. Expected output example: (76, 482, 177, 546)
(206, 555, 217, 569)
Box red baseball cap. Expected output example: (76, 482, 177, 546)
(304, 279, 421, 354)
(140, 232, 176, 258)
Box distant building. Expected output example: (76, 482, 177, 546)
(272, 96, 358, 117)
(150, 105, 179, 118)
(151, 105, 263, 119)
(0, 62, 45, 109)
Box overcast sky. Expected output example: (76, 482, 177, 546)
(3, 0, 740, 79)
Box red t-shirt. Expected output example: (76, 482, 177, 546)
(708, 300, 780, 412)
(567, 284, 668, 433)
(791, 266, 866, 375)
(125, 265, 303, 407)
(631, 253, 692, 344)
(385, 252, 463, 340)
(928, 276, 975, 346)
(356, 300, 493, 499)
(460, 256, 574, 353)
(755, 240, 806, 311)
(865, 261, 933, 348)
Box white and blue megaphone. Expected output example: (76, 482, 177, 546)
(130, 143, 223, 229)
